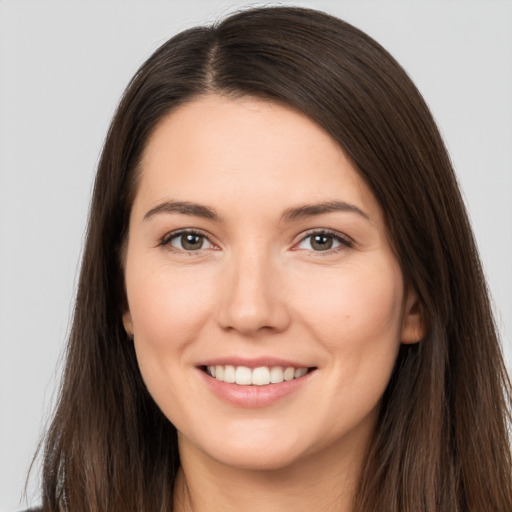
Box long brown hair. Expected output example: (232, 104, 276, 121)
(38, 6, 512, 511)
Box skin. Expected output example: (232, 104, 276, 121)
(122, 94, 423, 512)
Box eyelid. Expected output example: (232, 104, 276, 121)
(159, 228, 219, 252)
(158, 227, 353, 254)
(292, 228, 354, 252)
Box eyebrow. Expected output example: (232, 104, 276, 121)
(143, 200, 222, 222)
(281, 201, 371, 222)
(143, 199, 370, 223)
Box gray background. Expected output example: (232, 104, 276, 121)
(1, 1, 511, 510)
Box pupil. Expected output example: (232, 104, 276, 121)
(312, 234, 332, 251)
(182, 234, 202, 250)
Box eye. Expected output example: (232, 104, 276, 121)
(295, 231, 352, 252)
(162, 230, 215, 252)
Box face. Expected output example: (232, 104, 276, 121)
(123, 94, 422, 472)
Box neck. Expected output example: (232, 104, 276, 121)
(173, 433, 369, 512)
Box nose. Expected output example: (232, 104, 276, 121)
(216, 247, 291, 336)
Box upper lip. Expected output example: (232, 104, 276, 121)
(197, 357, 314, 369)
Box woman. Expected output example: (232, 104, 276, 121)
(31, 6, 511, 511)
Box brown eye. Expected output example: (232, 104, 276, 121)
(181, 234, 204, 250)
(296, 231, 351, 252)
(310, 234, 333, 251)
(167, 231, 214, 251)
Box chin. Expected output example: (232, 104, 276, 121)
(209, 442, 307, 472)
(179, 422, 312, 472)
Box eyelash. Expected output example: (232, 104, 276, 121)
(159, 228, 353, 255)
(295, 229, 353, 254)
(160, 229, 216, 254)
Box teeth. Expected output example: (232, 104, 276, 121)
(206, 365, 310, 386)
(283, 367, 295, 381)
(235, 366, 252, 385)
(223, 365, 236, 383)
(270, 366, 284, 383)
(252, 367, 270, 386)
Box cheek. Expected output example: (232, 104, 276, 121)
(125, 260, 215, 373)
(126, 262, 219, 425)
(295, 258, 403, 362)
(292, 259, 404, 439)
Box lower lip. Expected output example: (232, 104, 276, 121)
(197, 368, 315, 408)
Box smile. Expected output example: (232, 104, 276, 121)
(205, 365, 311, 386)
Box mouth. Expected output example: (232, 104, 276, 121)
(201, 365, 316, 386)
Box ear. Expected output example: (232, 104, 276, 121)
(123, 310, 134, 339)
(400, 289, 425, 344)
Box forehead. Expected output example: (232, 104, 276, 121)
(134, 94, 381, 223)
